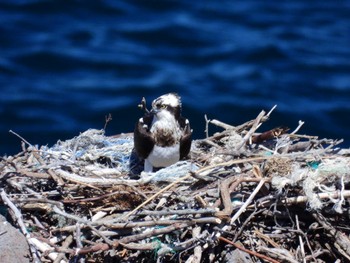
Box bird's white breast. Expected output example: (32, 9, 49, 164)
(147, 144, 180, 168)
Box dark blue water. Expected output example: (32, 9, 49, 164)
(1, 1, 350, 155)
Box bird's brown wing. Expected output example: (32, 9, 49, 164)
(133, 114, 155, 160)
(179, 117, 192, 160)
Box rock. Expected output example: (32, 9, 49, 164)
(0, 215, 31, 263)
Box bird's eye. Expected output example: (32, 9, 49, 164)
(155, 103, 167, 109)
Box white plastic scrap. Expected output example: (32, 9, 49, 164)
(42, 129, 134, 173)
(271, 157, 350, 213)
(141, 161, 199, 183)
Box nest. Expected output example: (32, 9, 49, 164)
(1, 107, 350, 263)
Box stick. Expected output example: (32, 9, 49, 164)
(215, 176, 236, 218)
(135, 208, 217, 216)
(53, 235, 73, 263)
(290, 120, 305, 134)
(235, 110, 266, 150)
(116, 222, 195, 245)
(103, 217, 221, 229)
(230, 179, 266, 224)
(9, 130, 33, 147)
(296, 215, 306, 263)
(0, 189, 41, 263)
(118, 241, 159, 251)
(250, 190, 350, 209)
(218, 236, 280, 263)
(209, 119, 236, 130)
(204, 114, 210, 138)
(29, 237, 66, 263)
(258, 247, 299, 263)
(266, 105, 277, 117)
(185, 226, 203, 263)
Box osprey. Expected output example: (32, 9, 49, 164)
(134, 93, 192, 172)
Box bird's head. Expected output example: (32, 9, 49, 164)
(151, 93, 182, 120)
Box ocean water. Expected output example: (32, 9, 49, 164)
(0, 1, 350, 155)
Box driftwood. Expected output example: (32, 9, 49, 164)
(0, 106, 349, 262)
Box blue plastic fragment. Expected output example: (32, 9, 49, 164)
(307, 161, 320, 170)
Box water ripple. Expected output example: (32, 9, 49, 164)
(0, 0, 349, 155)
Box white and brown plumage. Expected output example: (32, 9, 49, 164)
(134, 93, 192, 172)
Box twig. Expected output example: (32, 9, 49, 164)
(209, 119, 236, 130)
(15, 198, 64, 209)
(335, 175, 345, 213)
(204, 114, 210, 138)
(9, 130, 33, 148)
(218, 236, 280, 263)
(266, 105, 277, 117)
(215, 176, 236, 218)
(118, 241, 159, 251)
(104, 113, 113, 131)
(251, 127, 289, 144)
(135, 208, 217, 216)
(16, 168, 50, 179)
(253, 105, 277, 135)
(235, 110, 266, 150)
(253, 229, 280, 248)
(290, 120, 305, 134)
(75, 223, 83, 249)
(29, 237, 66, 263)
(52, 206, 90, 224)
(230, 178, 266, 225)
(102, 217, 221, 229)
(61, 189, 145, 204)
(53, 235, 73, 263)
(185, 226, 203, 263)
(116, 222, 196, 245)
(296, 215, 306, 263)
(258, 247, 299, 263)
(55, 169, 140, 186)
(226, 105, 275, 133)
(0, 189, 41, 263)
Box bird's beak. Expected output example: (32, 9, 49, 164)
(150, 108, 159, 115)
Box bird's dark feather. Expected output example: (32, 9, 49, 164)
(179, 116, 192, 159)
(133, 114, 155, 160)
